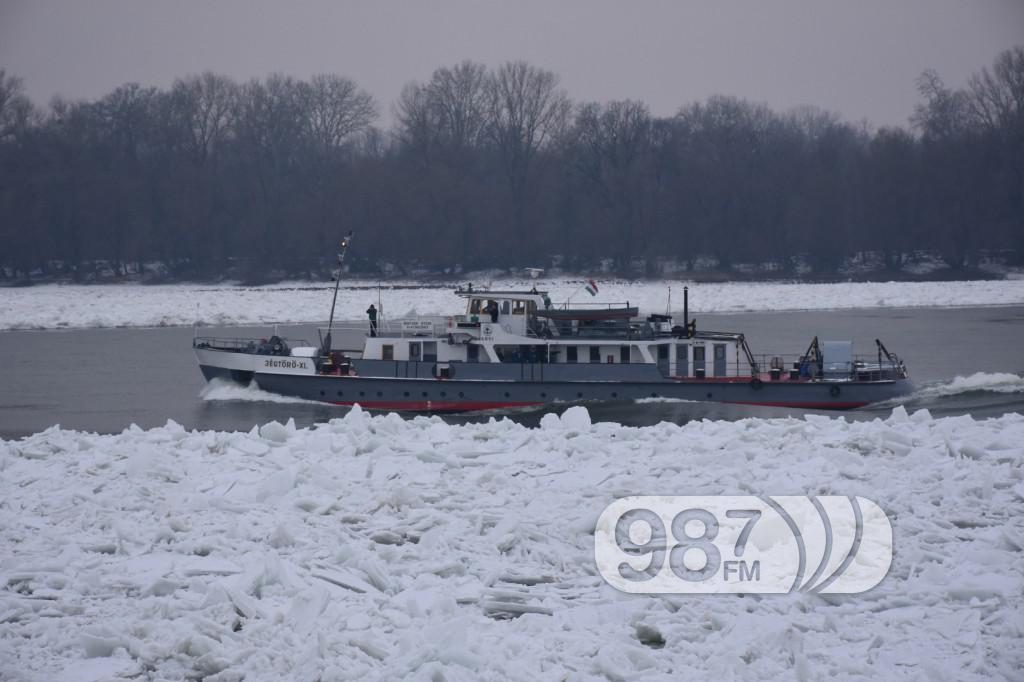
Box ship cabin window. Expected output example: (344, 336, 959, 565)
(382, 344, 394, 361)
(467, 344, 480, 362)
(494, 345, 518, 362)
(501, 300, 510, 315)
(494, 344, 548, 363)
(620, 346, 631, 364)
(566, 346, 578, 363)
(589, 346, 600, 363)
(423, 341, 438, 362)
(409, 342, 421, 361)
(512, 300, 526, 315)
(469, 299, 482, 315)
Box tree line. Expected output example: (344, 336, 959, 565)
(0, 48, 1021, 282)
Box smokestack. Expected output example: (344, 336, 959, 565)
(683, 286, 688, 328)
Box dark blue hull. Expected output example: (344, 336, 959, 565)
(200, 363, 914, 411)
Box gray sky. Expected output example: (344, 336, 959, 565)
(1, 0, 1022, 128)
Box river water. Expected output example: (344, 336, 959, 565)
(1, 307, 1022, 438)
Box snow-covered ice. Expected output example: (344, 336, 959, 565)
(2, 278, 1023, 330)
(2, 407, 1023, 680)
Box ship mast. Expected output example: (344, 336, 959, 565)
(321, 231, 354, 356)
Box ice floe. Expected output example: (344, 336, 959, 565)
(1, 407, 1023, 680)
(2, 278, 1023, 330)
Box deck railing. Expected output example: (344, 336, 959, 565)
(743, 354, 908, 381)
(193, 336, 312, 353)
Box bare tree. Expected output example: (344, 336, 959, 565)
(0, 70, 34, 141)
(911, 69, 973, 140)
(395, 62, 488, 164)
(967, 46, 1024, 131)
(170, 72, 238, 165)
(428, 61, 489, 152)
(486, 61, 570, 245)
(394, 81, 438, 162)
(298, 74, 377, 155)
(967, 47, 1024, 258)
(235, 74, 305, 167)
(569, 100, 653, 268)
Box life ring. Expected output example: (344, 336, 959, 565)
(750, 377, 764, 390)
(829, 385, 841, 397)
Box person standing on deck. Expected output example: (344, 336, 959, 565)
(367, 304, 378, 337)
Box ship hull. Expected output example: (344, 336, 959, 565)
(199, 363, 913, 411)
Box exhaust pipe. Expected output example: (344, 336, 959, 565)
(683, 286, 688, 328)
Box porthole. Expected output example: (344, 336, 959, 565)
(611, 392, 618, 398)
(377, 391, 383, 397)
(337, 391, 343, 397)
(319, 390, 325, 397)
(577, 392, 583, 398)
(422, 391, 429, 397)
(651, 393, 658, 398)
(504, 392, 511, 398)
(540, 392, 547, 398)
(403, 391, 410, 397)
(458, 392, 464, 398)
(706, 392, 713, 399)
(440, 391, 447, 398)
(359, 391, 365, 397)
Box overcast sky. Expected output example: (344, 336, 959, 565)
(1, 0, 1022, 128)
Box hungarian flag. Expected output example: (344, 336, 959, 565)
(585, 279, 599, 296)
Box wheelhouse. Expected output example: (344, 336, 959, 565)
(354, 285, 758, 380)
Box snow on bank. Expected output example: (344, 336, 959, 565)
(2, 278, 1024, 330)
(2, 408, 1023, 680)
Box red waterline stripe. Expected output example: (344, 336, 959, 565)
(330, 400, 544, 411)
(725, 400, 869, 409)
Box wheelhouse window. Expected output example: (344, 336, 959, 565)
(469, 299, 482, 315)
(512, 300, 526, 315)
